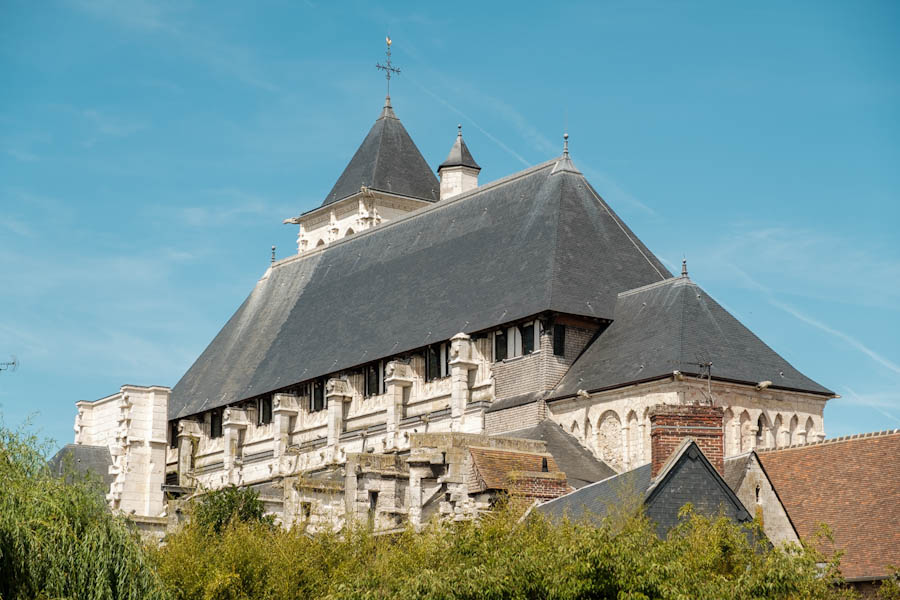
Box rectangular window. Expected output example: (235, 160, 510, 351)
(258, 396, 273, 425)
(210, 409, 223, 439)
(425, 344, 442, 382)
(519, 322, 536, 355)
(311, 378, 326, 412)
(494, 329, 508, 362)
(365, 361, 383, 397)
(553, 324, 566, 357)
(169, 420, 178, 448)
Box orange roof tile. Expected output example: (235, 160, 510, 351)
(469, 447, 559, 491)
(758, 430, 900, 581)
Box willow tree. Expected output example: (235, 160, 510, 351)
(0, 423, 165, 600)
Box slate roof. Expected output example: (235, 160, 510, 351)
(723, 452, 753, 492)
(438, 128, 480, 171)
(171, 156, 670, 419)
(469, 446, 559, 492)
(502, 419, 616, 488)
(321, 96, 439, 206)
(48, 444, 114, 490)
(551, 276, 832, 399)
(536, 440, 752, 537)
(758, 430, 900, 581)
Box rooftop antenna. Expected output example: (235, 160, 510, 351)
(0, 355, 18, 374)
(375, 36, 400, 98)
(690, 359, 714, 404)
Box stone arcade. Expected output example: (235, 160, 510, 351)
(66, 77, 834, 537)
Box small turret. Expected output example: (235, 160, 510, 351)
(437, 124, 480, 200)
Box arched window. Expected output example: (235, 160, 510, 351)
(756, 414, 767, 449)
(316, 239, 325, 247)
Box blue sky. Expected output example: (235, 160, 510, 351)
(1, 1, 898, 449)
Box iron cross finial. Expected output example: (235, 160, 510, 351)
(375, 36, 400, 96)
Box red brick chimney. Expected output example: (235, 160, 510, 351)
(649, 404, 724, 478)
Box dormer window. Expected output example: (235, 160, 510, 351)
(493, 321, 538, 362)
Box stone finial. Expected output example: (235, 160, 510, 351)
(681, 258, 688, 277)
(271, 245, 276, 264)
(563, 132, 569, 156)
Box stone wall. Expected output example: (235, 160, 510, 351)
(547, 377, 828, 474)
(729, 454, 798, 546)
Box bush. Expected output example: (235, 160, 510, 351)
(0, 422, 165, 600)
(191, 485, 275, 534)
(152, 498, 857, 600)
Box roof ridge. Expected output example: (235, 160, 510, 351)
(758, 428, 900, 453)
(617, 276, 687, 298)
(581, 177, 668, 281)
(468, 445, 552, 457)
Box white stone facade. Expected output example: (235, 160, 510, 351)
(74, 385, 169, 517)
(287, 189, 431, 254)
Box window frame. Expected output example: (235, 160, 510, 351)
(210, 408, 224, 439)
(257, 396, 273, 425)
(311, 378, 326, 412)
(553, 324, 566, 357)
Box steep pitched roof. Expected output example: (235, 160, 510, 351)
(502, 420, 616, 488)
(551, 276, 832, 398)
(758, 430, 900, 581)
(438, 127, 480, 171)
(536, 440, 752, 537)
(171, 157, 669, 418)
(321, 96, 438, 206)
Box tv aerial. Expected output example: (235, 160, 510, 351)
(0, 355, 18, 373)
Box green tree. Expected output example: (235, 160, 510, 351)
(0, 421, 165, 600)
(191, 485, 275, 534)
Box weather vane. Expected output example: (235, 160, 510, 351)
(375, 36, 400, 96)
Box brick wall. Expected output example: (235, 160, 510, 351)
(484, 400, 547, 435)
(492, 324, 599, 400)
(650, 404, 724, 477)
(506, 471, 570, 501)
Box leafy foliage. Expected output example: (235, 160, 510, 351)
(191, 485, 275, 534)
(153, 498, 858, 600)
(0, 422, 165, 600)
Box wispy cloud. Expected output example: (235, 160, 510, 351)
(727, 262, 900, 377)
(81, 109, 148, 137)
(581, 166, 659, 217)
(842, 386, 900, 425)
(413, 82, 531, 167)
(69, 0, 280, 92)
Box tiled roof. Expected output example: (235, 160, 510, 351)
(502, 419, 616, 488)
(551, 276, 832, 398)
(170, 155, 671, 418)
(469, 446, 558, 492)
(758, 430, 900, 581)
(321, 96, 438, 206)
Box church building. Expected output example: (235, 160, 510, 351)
(67, 47, 834, 535)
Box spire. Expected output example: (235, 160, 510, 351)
(438, 124, 481, 172)
(681, 258, 688, 277)
(380, 94, 396, 120)
(551, 131, 581, 175)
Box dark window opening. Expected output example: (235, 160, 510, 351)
(210, 409, 223, 439)
(300, 502, 312, 520)
(425, 344, 445, 382)
(258, 396, 273, 425)
(519, 322, 536, 355)
(541, 457, 549, 472)
(494, 329, 508, 362)
(553, 324, 566, 357)
(169, 421, 178, 448)
(311, 378, 326, 412)
(365, 362, 383, 397)
(368, 490, 379, 528)
(165, 471, 178, 486)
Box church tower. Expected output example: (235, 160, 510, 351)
(284, 39, 439, 253)
(438, 125, 480, 200)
